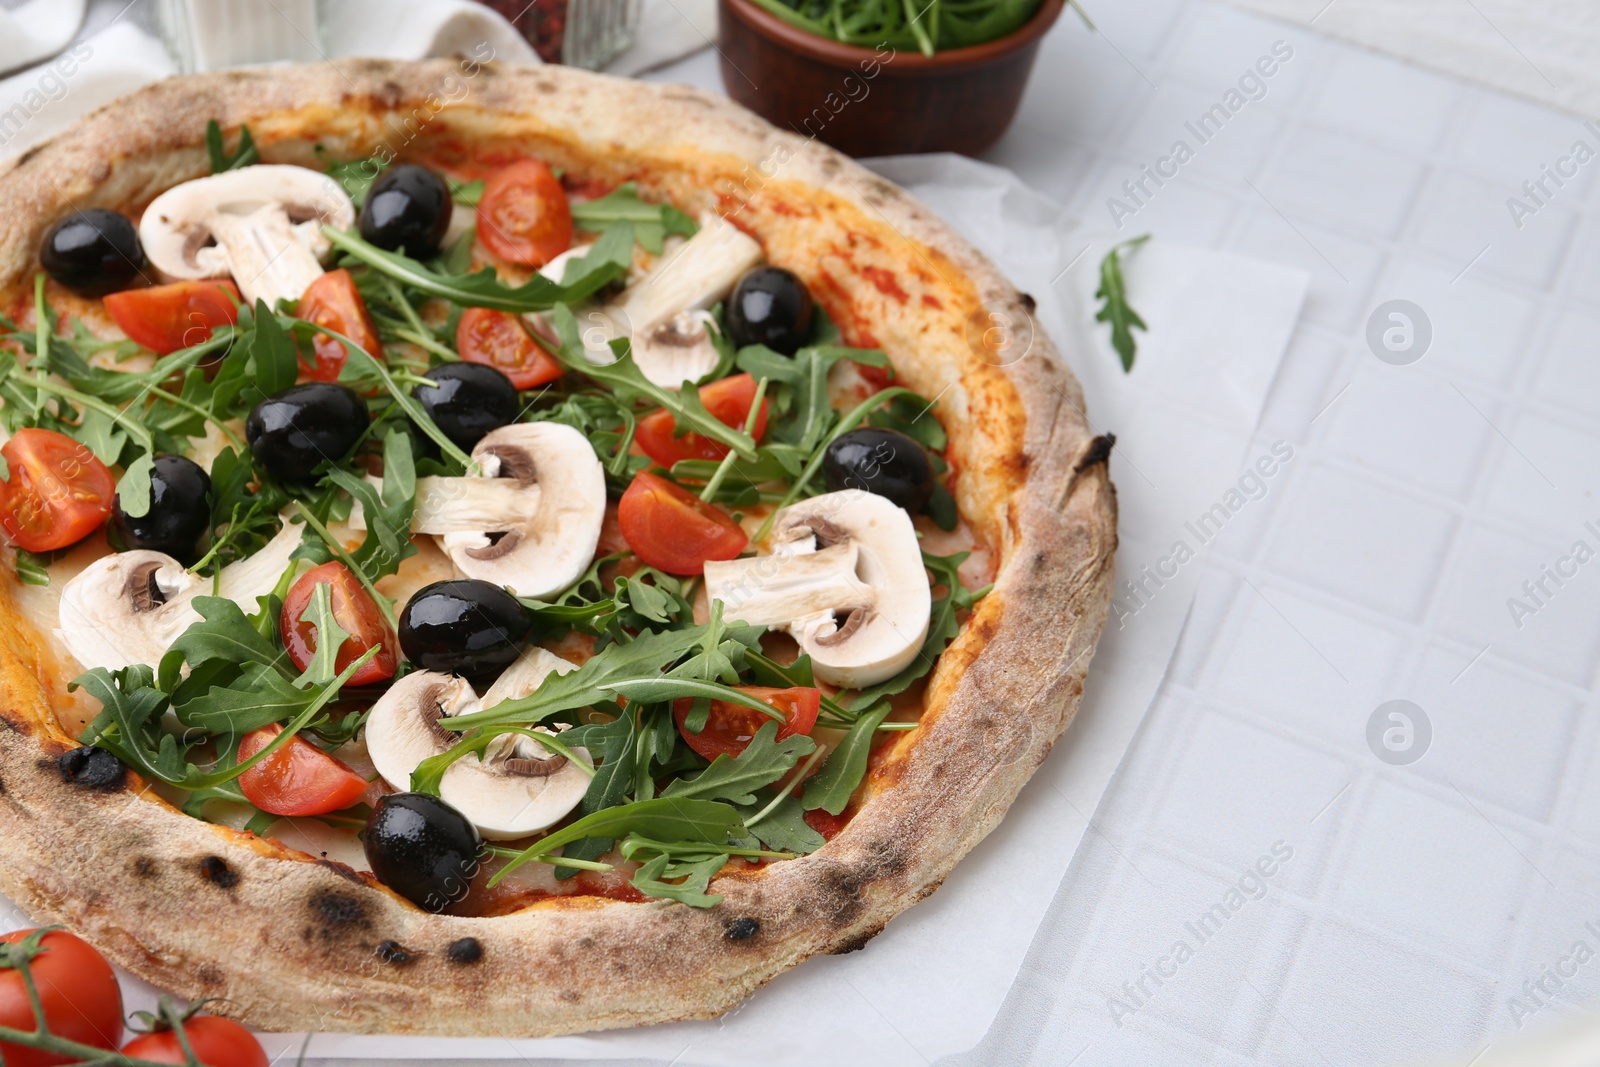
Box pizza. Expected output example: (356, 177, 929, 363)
(0, 58, 1116, 1037)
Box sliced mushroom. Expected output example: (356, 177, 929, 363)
(421, 422, 604, 600)
(56, 514, 304, 673)
(526, 215, 761, 389)
(365, 648, 588, 839)
(139, 165, 355, 307)
(57, 552, 205, 673)
(703, 490, 931, 688)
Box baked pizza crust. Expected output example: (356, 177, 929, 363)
(0, 59, 1116, 1036)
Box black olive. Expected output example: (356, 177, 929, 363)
(360, 164, 452, 258)
(822, 427, 935, 513)
(727, 267, 814, 356)
(363, 793, 482, 912)
(246, 383, 369, 484)
(40, 209, 145, 296)
(398, 579, 530, 683)
(415, 363, 518, 452)
(112, 455, 212, 564)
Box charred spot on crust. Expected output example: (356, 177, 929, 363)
(1075, 433, 1116, 473)
(447, 937, 483, 964)
(1020, 292, 1037, 313)
(58, 747, 126, 790)
(828, 922, 886, 955)
(131, 857, 158, 879)
(198, 856, 237, 889)
(194, 962, 226, 989)
(310, 890, 369, 931)
(376, 940, 414, 965)
(723, 917, 760, 941)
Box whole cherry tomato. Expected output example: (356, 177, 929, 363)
(0, 928, 123, 1066)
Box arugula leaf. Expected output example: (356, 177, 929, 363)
(629, 851, 728, 907)
(448, 177, 485, 207)
(1095, 235, 1150, 372)
(737, 343, 887, 452)
(159, 596, 290, 692)
(570, 182, 698, 254)
(738, 791, 826, 853)
(315, 146, 386, 203)
(248, 298, 299, 397)
(324, 223, 632, 313)
(327, 429, 417, 583)
(13, 549, 50, 587)
(114, 453, 155, 519)
(206, 119, 259, 172)
(662, 721, 815, 805)
(490, 797, 742, 885)
(442, 619, 759, 731)
(74, 665, 189, 782)
(171, 662, 315, 736)
(802, 702, 891, 815)
(295, 580, 352, 687)
(552, 713, 636, 877)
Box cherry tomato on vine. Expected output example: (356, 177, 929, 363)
(296, 269, 381, 381)
(0, 928, 123, 1066)
(616, 471, 747, 575)
(103, 280, 239, 354)
(120, 1014, 268, 1067)
(673, 685, 821, 761)
(635, 374, 769, 467)
(455, 307, 563, 390)
(0, 429, 115, 552)
(236, 724, 369, 818)
(477, 160, 572, 267)
(279, 562, 398, 687)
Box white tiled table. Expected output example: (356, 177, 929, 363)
(658, 0, 1600, 1063)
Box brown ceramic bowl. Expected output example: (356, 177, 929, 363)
(717, 0, 1063, 157)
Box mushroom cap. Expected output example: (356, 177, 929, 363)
(440, 422, 605, 600)
(139, 164, 354, 282)
(365, 649, 589, 840)
(706, 489, 932, 689)
(57, 550, 204, 672)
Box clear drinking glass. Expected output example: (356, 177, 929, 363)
(155, 0, 325, 73)
(468, 0, 641, 70)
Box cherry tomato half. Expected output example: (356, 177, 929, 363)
(296, 269, 382, 381)
(673, 685, 821, 761)
(0, 929, 123, 1066)
(237, 724, 369, 818)
(635, 374, 770, 467)
(456, 307, 563, 390)
(477, 160, 573, 267)
(617, 471, 747, 576)
(280, 561, 398, 687)
(121, 1015, 268, 1067)
(0, 428, 115, 553)
(103, 280, 239, 355)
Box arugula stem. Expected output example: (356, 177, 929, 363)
(386, 325, 458, 363)
(292, 502, 399, 632)
(485, 845, 613, 872)
(699, 376, 767, 503)
(743, 742, 827, 829)
(753, 386, 920, 543)
(26, 374, 155, 452)
(377, 273, 431, 338)
(299, 320, 480, 474)
(148, 385, 245, 450)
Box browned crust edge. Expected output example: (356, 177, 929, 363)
(0, 60, 1116, 1036)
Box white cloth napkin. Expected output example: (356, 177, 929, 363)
(0, 0, 538, 162)
(0, 0, 86, 77)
